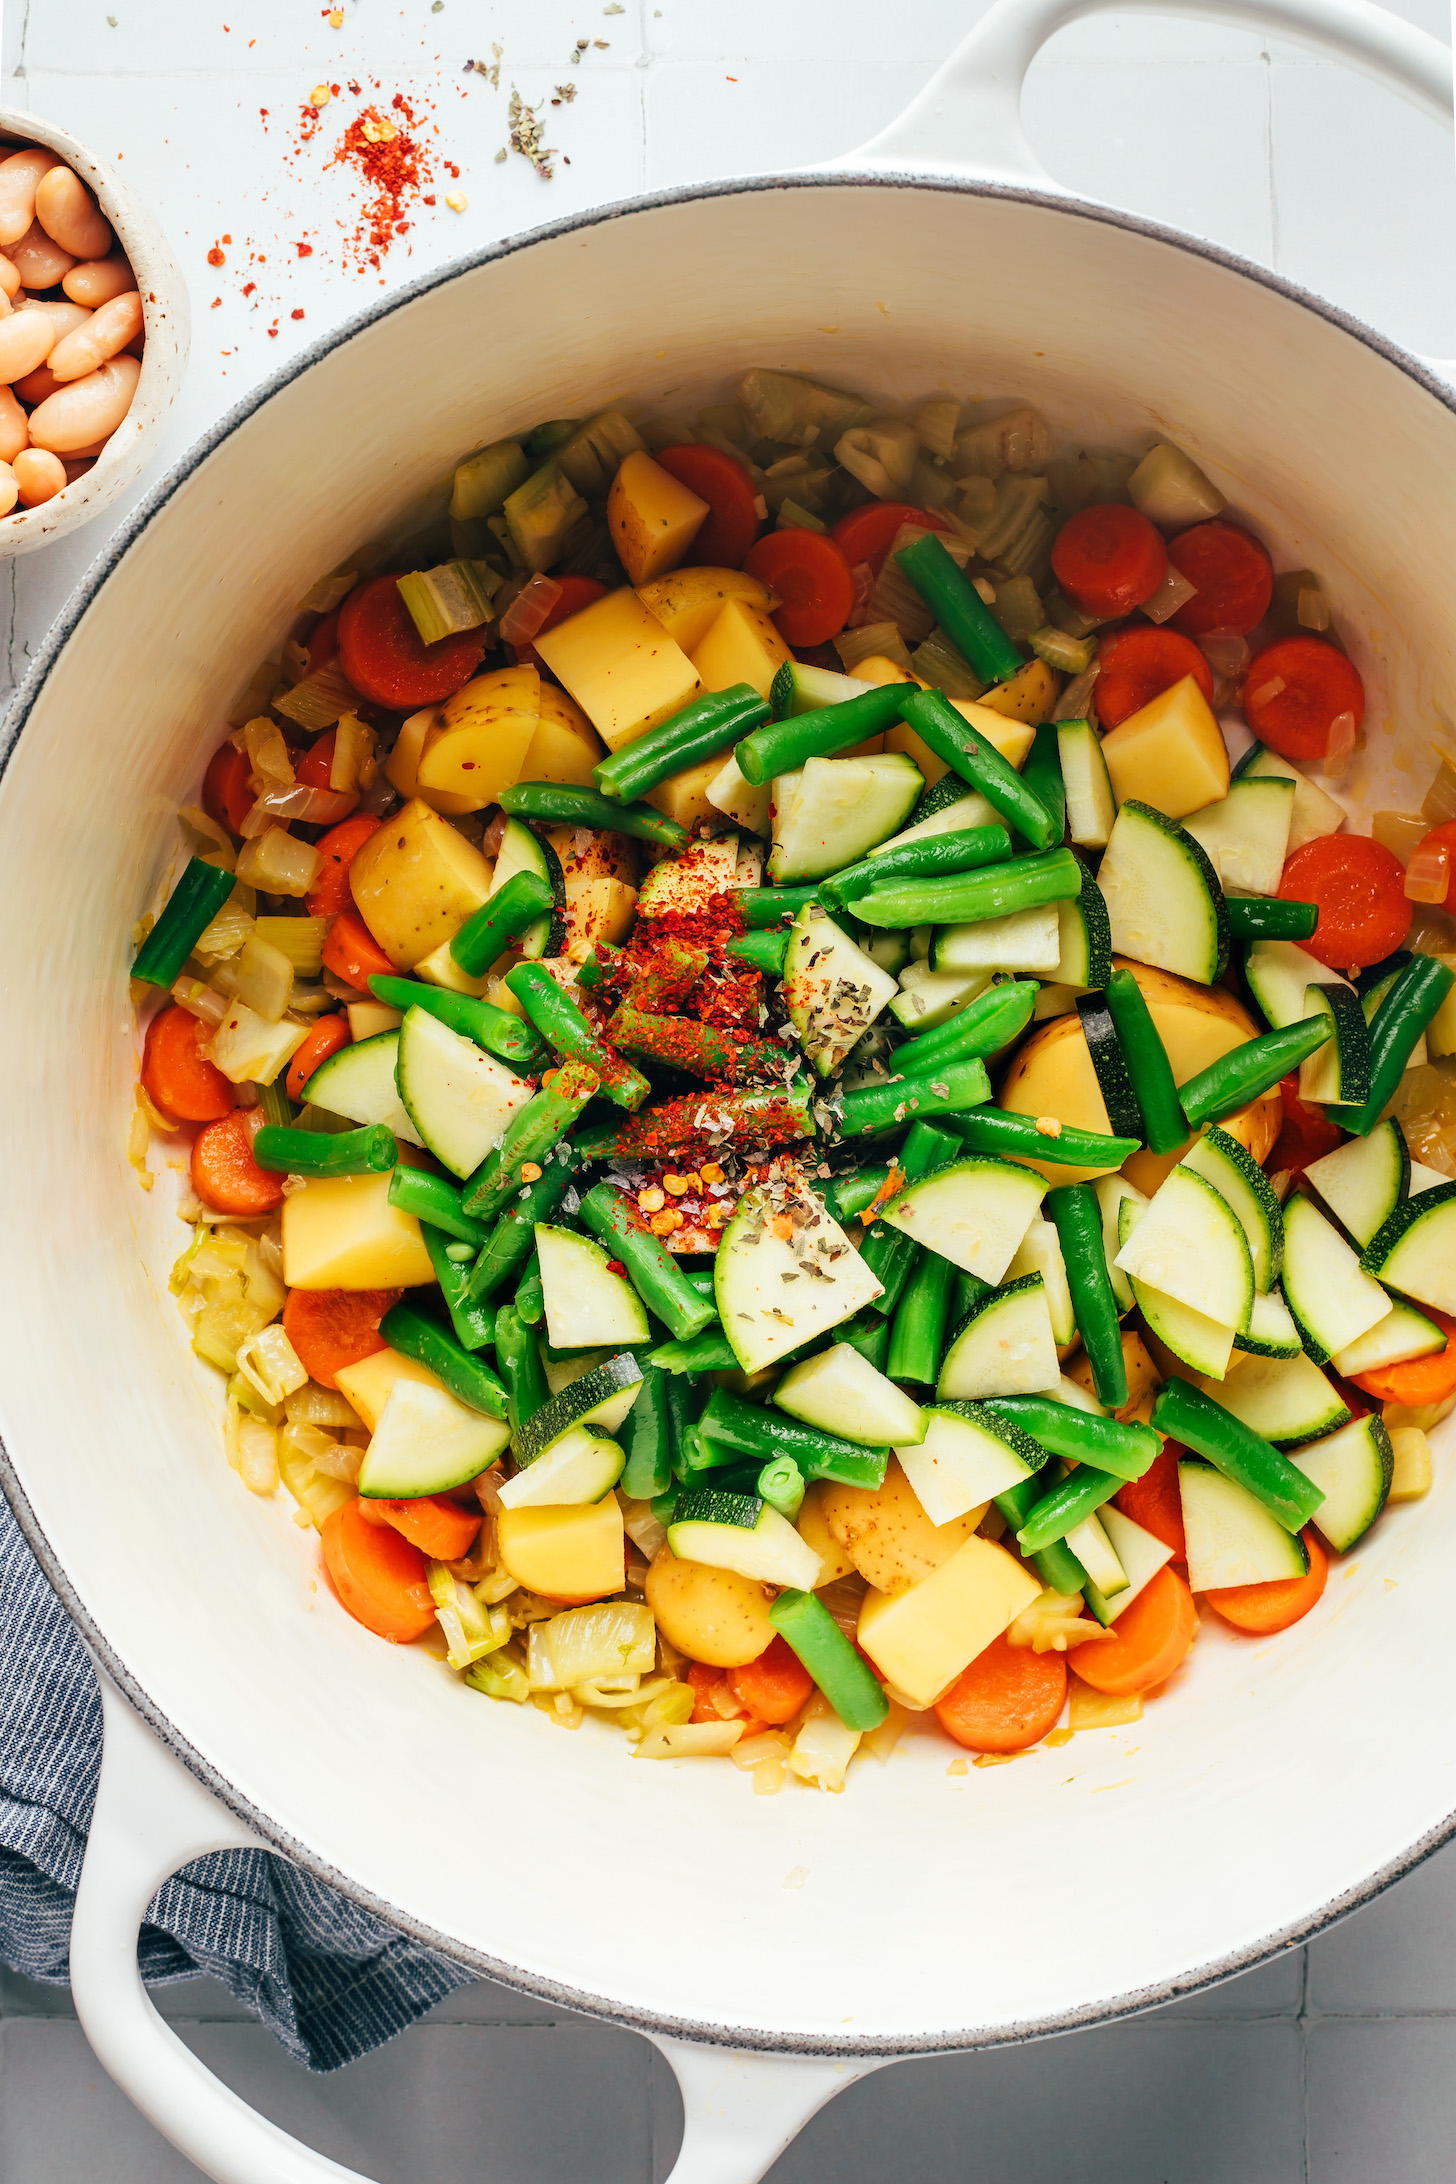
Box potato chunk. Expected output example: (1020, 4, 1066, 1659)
(416, 665, 541, 812)
(644, 1550, 775, 1666)
(1099, 674, 1229, 818)
(689, 596, 792, 700)
(637, 566, 772, 653)
(817, 1457, 978, 1595)
(535, 586, 702, 752)
(282, 1171, 435, 1291)
(857, 1536, 1041, 1708)
(348, 798, 492, 969)
(607, 449, 709, 584)
(498, 1498, 626, 1602)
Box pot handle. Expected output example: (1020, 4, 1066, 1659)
(72, 1679, 871, 2184)
(843, 0, 1451, 185)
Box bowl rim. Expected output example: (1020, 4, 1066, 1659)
(2, 164, 1454, 2056)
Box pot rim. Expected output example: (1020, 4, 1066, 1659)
(3, 164, 1453, 2058)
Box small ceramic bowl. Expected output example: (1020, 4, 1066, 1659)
(0, 107, 188, 556)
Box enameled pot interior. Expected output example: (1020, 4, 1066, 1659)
(2, 181, 1454, 2051)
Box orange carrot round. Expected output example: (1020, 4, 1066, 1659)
(1204, 1529, 1328, 1635)
(934, 1633, 1068, 1752)
(201, 742, 254, 835)
(726, 1635, 814, 1725)
(286, 1012, 350, 1102)
(306, 815, 381, 919)
(358, 1493, 481, 1561)
(322, 1498, 436, 1642)
(321, 906, 395, 991)
(1114, 1440, 1187, 1560)
(1352, 1309, 1456, 1408)
(141, 1004, 237, 1124)
(1070, 1566, 1197, 1694)
(282, 1286, 399, 1390)
(190, 1109, 285, 1217)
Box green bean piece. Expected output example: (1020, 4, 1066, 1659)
(756, 1453, 806, 1521)
(833, 1309, 892, 1372)
(607, 1004, 783, 1083)
(739, 885, 819, 929)
(1102, 967, 1187, 1156)
(1152, 1378, 1325, 1531)
(462, 1058, 600, 1220)
(1226, 897, 1319, 941)
(132, 858, 238, 987)
(726, 928, 791, 976)
(853, 844, 1080, 928)
(449, 873, 555, 977)
(515, 1252, 545, 1327)
(388, 1165, 489, 1249)
(886, 1246, 956, 1384)
(900, 686, 1055, 849)
(577, 1183, 718, 1342)
(1177, 1015, 1332, 1132)
(498, 780, 687, 849)
(838, 1058, 991, 1137)
(1017, 1463, 1124, 1553)
(648, 1325, 737, 1376)
(894, 980, 1039, 1078)
(367, 974, 546, 1069)
(380, 1300, 508, 1420)
(463, 1154, 577, 1304)
(1341, 954, 1456, 1137)
(857, 1120, 963, 1317)
(259, 1077, 294, 1130)
(420, 1221, 496, 1351)
(769, 1589, 889, 1731)
(822, 1166, 896, 1223)
(993, 1475, 1091, 1592)
(624, 935, 709, 1012)
(1045, 1183, 1129, 1411)
(984, 1395, 1159, 1481)
(593, 683, 770, 802)
(505, 961, 649, 1111)
(1020, 722, 1067, 846)
(495, 1305, 551, 1444)
(676, 1428, 746, 1483)
(954, 1269, 992, 1322)
(894, 532, 1026, 687)
(574, 944, 618, 993)
(252, 1123, 397, 1177)
(734, 683, 911, 787)
(942, 1108, 1140, 1168)
(621, 1364, 676, 1500)
(698, 1387, 888, 1487)
(572, 1079, 814, 1163)
(819, 825, 1013, 913)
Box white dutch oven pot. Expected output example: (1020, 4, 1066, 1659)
(0, 1, 1452, 2176)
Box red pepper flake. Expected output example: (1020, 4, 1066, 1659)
(295, 241, 314, 256)
(330, 97, 434, 270)
(206, 246, 225, 266)
(210, 296, 221, 308)
(605, 1260, 627, 1279)
(242, 281, 256, 296)
(291, 308, 305, 320)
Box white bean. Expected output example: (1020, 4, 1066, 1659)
(0, 309, 59, 385)
(28, 352, 140, 452)
(0, 149, 61, 250)
(13, 446, 65, 505)
(9, 219, 75, 291)
(62, 253, 132, 307)
(0, 461, 19, 516)
(34, 166, 112, 260)
(49, 292, 139, 382)
(0, 385, 28, 462)
(16, 297, 91, 341)
(13, 363, 60, 405)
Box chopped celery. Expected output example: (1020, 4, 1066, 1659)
(1031, 625, 1097, 675)
(776, 497, 826, 532)
(976, 477, 1055, 578)
(450, 438, 529, 554)
(989, 574, 1046, 645)
(235, 1323, 309, 1407)
(954, 405, 1053, 479)
(909, 626, 984, 701)
(207, 1003, 308, 1086)
(1045, 448, 1137, 512)
(556, 410, 645, 497)
(914, 394, 961, 460)
(465, 1644, 530, 1703)
(524, 419, 579, 457)
(503, 462, 589, 574)
(396, 559, 500, 645)
(737, 368, 871, 447)
(233, 933, 294, 1022)
(258, 1076, 293, 1129)
(273, 658, 358, 731)
(835, 418, 918, 498)
(834, 622, 913, 675)
(254, 915, 327, 977)
(227, 1370, 283, 1426)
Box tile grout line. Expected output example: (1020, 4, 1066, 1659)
(1299, 1947, 1311, 2184)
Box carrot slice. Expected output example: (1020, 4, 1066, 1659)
(1167, 518, 1273, 636)
(1266, 1072, 1347, 1179)
(1279, 834, 1411, 971)
(141, 1004, 237, 1124)
(282, 1286, 400, 1390)
(1069, 1566, 1197, 1694)
(655, 444, 761, 568)
(322, 907, 396, 991)
(286, 1013, 351, 1102)
(512, 575, 608, 671)
(1095, 626, 1214, 729)
(1051, 504, 1167, 617)
(726, 1634, 814, 1725)
(742, 529, 856, 648)
(1204, 1528, 1328, 1635)
(337, 573, 487, 709)
(830, 501, 951, 577)
(1353, 1308, 1456, 1406)
(322, 1498, 437, 1642)
(202, 743, 254, 835)
(295, 730, 339, 791)
(306, 814, 381, 918)
(308, 605, 342, 672)
(934, 1633, 1068, 1752)
(1408, 819, 1456, 915)
(358, 1493, 482, 1561)
(190, 1109, 285, 1217)
(1114, 1441, 1187, 1559)
(1243, 634, 1366, 763)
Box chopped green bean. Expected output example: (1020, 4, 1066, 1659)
(463, 1154, 577, 1303)
(755, 1453, 806, 1521)
(572, 1079, 813, 1163)
(607, 1004, 782, 1082)
(833, 1309, 893, 1372)
(984, 1395, 1159, 1480)
(449, 873, 555, 977)
(769, 1589, 888, 1730)
(1178, 1015, 1331, 1132)
(820, 825, 1013, 913)
(367, 974, 546, 1069)
(942, 1108, 1139, 1168)
(388, 1165, 489, 1248)
(621, 1363, 676, 1499)
(725, 928, 790, 976)
(1103, 967, 1187, 1156)
(837, 1058, 991, 1136)
(698, 1387, 888, 1486)
(380, 1300, 509, 1420)
(132, 859, 238, 987)
(734, 683, 911, 786)
(1017, 1463, 1124, 1553)
(495, 1304, 550, 1444)
(515, 1252, 545, 1327)
(1227, 897, 1319, 941)
(577, 1184, 718, 1342)
(499, 780, 687, 849)
(252, 1123, 397, 1177)
(420, 1221, 496, 1351)
(853, 844, 1081, 928)
(648, 1325, 737, 1376)
(462, 1058, 599, 1220)
(894, 532, 1026, 687)
(1152, 1378, 1325, 1531)
(1020, 722, 1067, 845)
(593, 684, 769, 802)
(739, 885, 819, 929)
(886, 1246, 956, 1384)
(505, 961, 649, 1111)
(1340, 954, 1456, 1137)
(893, 980, 1038, 1078)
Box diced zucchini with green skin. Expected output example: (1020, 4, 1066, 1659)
(1034, 981, 1084, 1020)
(1359, 1180, 1456, 1316)
(1298, 982, 1372, 1107)
(895, 1400, 1045, 1526)
(1179, 1459, 1311, 1590)
(503, 460, 589, 573)
(862, 930, 912, 977)
(1182, 1125, 1284, 1292)
(1096, 1175, 1147, 1314)
(1232, 741, 1346, 853)
(1198, 1350, 1350, 1446)
(769, 753, 923, 883)
(1006, 1217, 1076, 1345)
(304, 1030, 424, 1147)
(395, 1007, 534, 1181)
(1409, 1159, 1450, 1194)
(931, 904, 1062, 975)
(534, 1223, 649, 1350)
(888, 962, 991, 1031)
(1288, 1415, 1393, 1551)
(1234, 1287, 1303, 1359)
(357, 1376, 511, 1498)
(1333, 1297, 1445, 1378)
(1096, 800, 1228, 985)
(782, 903, 899, 1076)
(487, 819, 565, 960)
(1304, 1119, 1410, 1247)
(1077, 992, 1140, 1141)
(871, 785, 999, 854)
(496, 1422, 626, 1508)
(773, 1342, 925, 1446)
(1283, 1191, 1394, 1362)
(771, 659, 873, 717)
(1057, 720, 1116, 849)
(879, 1157, 1046, 1284)
(1114, 1164, 1253, 1333)
(1131, 1273, 1238, 1379)
(1054, 868, 1113, 988)
(512, 1354, 645, 1465)
(1243, 939, 1352, 1033)
(1183, 777, 1294, 897)
(933, 1275, 1060, 1400)
(1088, 1505, 1174, 1624)
(1064, 1512, 1128, 1597)
(715, 1177, 883, 1375)
(667, 1501, 823, 1588)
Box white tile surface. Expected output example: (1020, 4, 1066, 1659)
(1, 0, 1454, 2177)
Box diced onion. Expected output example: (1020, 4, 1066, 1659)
(236, 1417, 280, 1495)
(1140, 564, 1199, 626)
(1249, 676, 1287, 707)
(953, 404, 1054, 480)
(498, 571, 563, 646)
(243, 714, 295, 787)
(1405, 841, 1451, 905)
(1422, 755, 1456, 827)
(170, 975, 229, 1027)
(235, 826, 322, 897)
(233, 933, 295, 1021)
(329, 713, 376, 796)
(241, 782, 357, 837)
(177, 805, 237, 871)
(913, 393, 960, 460)
(1199, 633, 1250, 679)
(1323, 708, 1359, 781)
(273, 657, 359, 732)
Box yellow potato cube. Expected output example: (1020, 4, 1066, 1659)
(412, 936, 491, 998)
(646, 752, 734, 833)
(976, 656, 1060, 726)
(348, 798, 492, 969)
(282, 1172, 436, 1292)
(384, 708, 476, 818)
(856, 1535, 1041, 1708)
(607, 449, 709, 585)
(637, 566, 772, 653)
(333, 1347, 447, 1432)
(688, 596, 793, 700)
(498, 1496, 626, 1601)
(520, 684, 604, 787)
(416, 665, 541, 812)
(1099, 673, 1230, 818)
(535, 586, 702, 752)
(562, 874, 638, 961)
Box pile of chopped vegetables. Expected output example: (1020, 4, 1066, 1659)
(132, 368, 1456, 1794)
